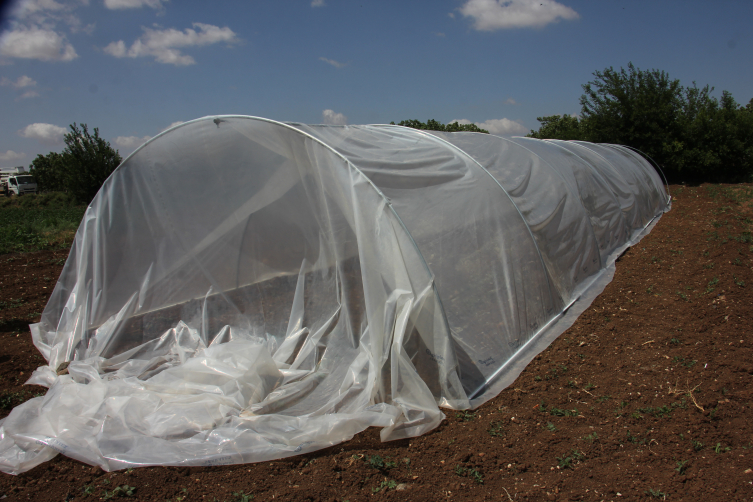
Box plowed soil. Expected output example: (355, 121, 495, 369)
(1, 183, 752, 502)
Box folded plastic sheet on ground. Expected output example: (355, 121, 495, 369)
(0, 117, 669, 474)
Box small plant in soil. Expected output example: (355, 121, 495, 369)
(692, 440, 704, 451)
(675, 460, 689, 474)
(670, 337, 681, 345)
(556, 450, 583, 470)
(82, 484, 95, 496)
(102, 485, 136, 499)
(583, 432, 598, 442)
(230, 491, 254, 502)
(645, 488, 667, 499)
(705, 277, 719, 294)
(488, 420, 505, 437)
(455, 410, 476, 422)
(371, 479, 397, 493)
(365, 454, 396, 470)
(626, 430, 645, 445)
(543, 404, 579, 417)
(454, 465, 484, 484)
(714, 443, 731, 454)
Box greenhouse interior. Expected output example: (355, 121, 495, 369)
(0, 116, 670, 474)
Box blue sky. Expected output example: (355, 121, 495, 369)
(1, 0, 751, 167)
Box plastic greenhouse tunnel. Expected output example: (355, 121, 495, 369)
(0, 116, 670, 474)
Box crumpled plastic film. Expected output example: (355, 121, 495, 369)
(0, 117, 668, 474)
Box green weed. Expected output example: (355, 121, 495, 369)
(488, 421, 505, 437)
(231, 491, 254, 502)
(645, 488, 667, 499)
(556, 450, 583, 470)
(675, 460, 689, 475)
(454, 465, 484, 484)
(456, 410, 476, 422)
(583, 432, 598, 443)
(714, 443, 731, 454)
(371, 480, 397, 493)
(705, 277, 719, 293)
(102, 485, 136, 499)
(365, 454, 396, 470)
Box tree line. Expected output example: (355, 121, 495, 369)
(528, 63, 753, 183)
(29, 123, 122, 205)
(390, 119, 489, 134)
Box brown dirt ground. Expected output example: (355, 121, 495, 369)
(1, 183, 752, 502)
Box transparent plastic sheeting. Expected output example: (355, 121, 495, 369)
(0, 117, 669, 474)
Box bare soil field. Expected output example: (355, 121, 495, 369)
(1, 183, 752, 502)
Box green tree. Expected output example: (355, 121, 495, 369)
(61, 123, 122, 204)
(677, 89, 753, 181)
(527, 114, 584, 140)
(570, 62, 753, 182)
(391, 119, 489, 134)
(579, 62, 684, 167)
(29, 151, 67, 192)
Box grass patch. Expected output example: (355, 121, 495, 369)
(0, 192, 84, 255)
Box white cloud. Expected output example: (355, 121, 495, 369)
(322, 109, 347, 125)
(459, 0, 579, 31)
(0, 150, 26, 163)
(504, 97, 518, 105)
(19, 90, 40, 99)
(0, 26, 77, 61)
(450, 118, 527, 136)
(10, 0, 68, 19)
(1, 75, 37, 88)
(104, 23, 238, 66)
(311, 0, 325, 6)
(18, 123, 67, 145)
(104, 0, 164, 9)
(319, 57, 346, 69)
(114, 135, 151, 152)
